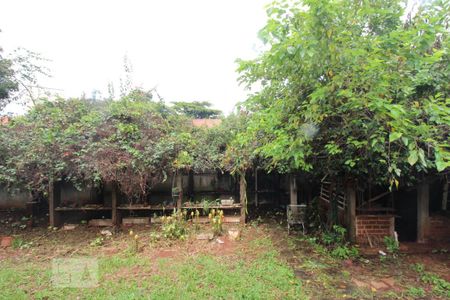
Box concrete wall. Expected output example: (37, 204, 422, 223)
(0, 188, 29, 209)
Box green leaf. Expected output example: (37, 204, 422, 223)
(389, 132, 402, 142)
(407, 150, 418, 166)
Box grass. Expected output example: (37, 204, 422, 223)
(0, 237, 306, 300)
(1, 222, 450, 299)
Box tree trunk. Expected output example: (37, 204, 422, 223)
(417, 181, 430, 243)
(240, 172, 247, 224)
(49, 179, 60, 228)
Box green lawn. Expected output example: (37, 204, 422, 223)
(0, 235, 305, 300)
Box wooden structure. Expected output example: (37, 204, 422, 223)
(48, 173, 246, 228)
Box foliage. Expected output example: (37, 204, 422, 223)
(161, 209, 188, 240)
(0, 45, 50, 111)
(384, 236, 399, 255)
(330, 245, 359, 260)
(208, 209, 224, 236)
(319, 225, 359, 259)
(172, 101, 222, 119)
(0, 46, 18, 106)
(0, 96, 206, 198)
(90, 236, 104, 247)
(237, 0, 450, 185)
(406, 286, 426, 298)
(128, 230, 140, 253)
(413, 263, 450, 297)
(321, 225, 346, 245)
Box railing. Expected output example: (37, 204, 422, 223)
(319, 181, 346, 211)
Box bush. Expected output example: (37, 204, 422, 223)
(161, 210, 188, 240)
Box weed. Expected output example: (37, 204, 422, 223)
(406, 286, 426, 298)
(90, 237, 104, 247)
(161, 209, 188, 240)
(330, 245, 359, 260)
(209, 209, 224, 236)
(12, 237, 33, 249)
(128, 230, 140, 253)
(412, 263, 450, 297)
(384, 236, 399, 256)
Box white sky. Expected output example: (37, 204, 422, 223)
(0, 0, 269, 114)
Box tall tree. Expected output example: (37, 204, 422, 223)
(237, 0, 450, 187)
(0, 41, 18, 110)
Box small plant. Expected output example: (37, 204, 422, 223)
(321, 225, 346, 245)
(190, 209, 201, 231)
(330, 245, 359, 260)
(12, 237, 33, 250)
(384, 236, 399, 256)
(209, 209, 224, 236)
(90, 237, 104, 247)
(412, 263, 450, 297)
(161, 209, 188, 240)
(128, 230, 139, 253)
(406, 287, 426, 298)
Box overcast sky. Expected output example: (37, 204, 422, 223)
(0, 0, 269, 114)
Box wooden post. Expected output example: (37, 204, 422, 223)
(417, 181, 430, 243)
(290, 175, 298, 206)
(112, 183, 118, 226)
(176, 172, 183, 210)
(49, 179, 60, 228)
(239, 172, 247, 224)
(187, 170, 194, 200)
(345, 182, 356, 243)
(442, 178, 448, 211)
(254, 168, 258, 207)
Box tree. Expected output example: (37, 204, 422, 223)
(237, 0, 450, 188)
(172, 101, 222, 119)
(0, 43, 18, 110)
(0, 45, 50, 111)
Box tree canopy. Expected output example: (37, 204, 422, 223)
(172, 101, 222, 119)
(237, 0, 450, 187)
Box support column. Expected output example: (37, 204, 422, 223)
(417, 181, 430, 243)
(442, 178, 448, 211)
(112, 184, 118, 226)
(345, 183, 356, 243)
(49, 179, 60, 228)
(240, 172, 247, 224)
(176, 172, 183, 210)
(290, 175, 298, 205)
(187, 170, 194, 200)
(254, 168, 258, 207)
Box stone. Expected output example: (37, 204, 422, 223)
(196, 233, 214, 240)
(228, 229, 240, 241)
(63, 224, 77, 231)
(100, 230, 113, 236)
(352, 278, 369, 289)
